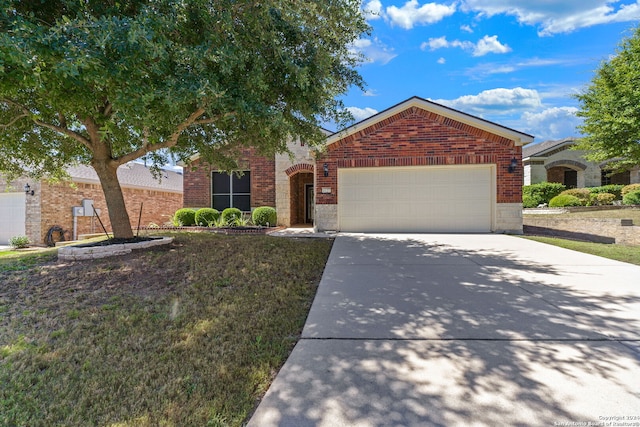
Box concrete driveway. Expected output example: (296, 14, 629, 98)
(248, 234, 640, 426)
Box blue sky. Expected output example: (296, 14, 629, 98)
(335, 0, 640, 144)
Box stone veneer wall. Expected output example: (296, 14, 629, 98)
(275, 139, 315, 227)
(524, 216, 640, 245)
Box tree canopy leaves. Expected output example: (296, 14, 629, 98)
(0, 0, 368, 237)
(575, 25, 640, 171)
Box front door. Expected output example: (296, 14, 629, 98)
(305, 184, 314, 223)
(564, 170, 577, 188)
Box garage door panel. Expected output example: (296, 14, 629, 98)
(338, 166, 493, 233)
(0, 193, 26, 245)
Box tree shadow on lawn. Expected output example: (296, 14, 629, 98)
(249, 234, 640, 426)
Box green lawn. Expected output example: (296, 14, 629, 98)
(522, 236, 640, 266)
(0, 233, 333, 426)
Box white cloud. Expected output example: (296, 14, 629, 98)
(432, 87, 542, 115)
(422, 35, 510, 56)
(363, 89, 379, 96)
(437, 57, 446, 64)
(521, 107, 582, 140)
(460, 24, 474, 33)
(350, 37, 397, 65)
(464, 56, 582, 78)
(346, 106, 379, 122)
(387, 0, 456, 29)
(362, 0, 384, 20)
(473, 35, 511, 56)
(460, 0, 640, 35)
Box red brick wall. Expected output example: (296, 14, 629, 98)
(40, 181, 182, 243)
(316, 107, 523, 204)
(183, 149, 276, 209)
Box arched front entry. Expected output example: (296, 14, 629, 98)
(285, 164, 314, 226)
(546, 160, 587, 188)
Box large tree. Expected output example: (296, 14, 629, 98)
(575, 25, 640, 171)
(0, 0, 368, 238)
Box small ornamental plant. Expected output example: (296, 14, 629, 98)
(9, 235, 30, 249)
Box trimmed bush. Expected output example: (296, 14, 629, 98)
(549, 194, 583, 207)
(221, 207, 243, 225)
(623, 189, 640, 205)
(558, 188, 590, 205)
(522, 195, 539, 208)
(522, 182, 566, 207)
(588, 184, 624, 199)
(172, 208, 197, 226)
(195, 208, 220, 226)
(8, 235, 30, 249)
(252, 206, 277, 226)
(621, 183, 640, 196)
(595, 193, 616, 205)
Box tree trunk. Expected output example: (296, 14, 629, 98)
(92, 160, 134, 239)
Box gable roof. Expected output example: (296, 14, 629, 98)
(66, 163, 183, 194)
(326, 96, 535, 148)
(522, 137, 577, 159)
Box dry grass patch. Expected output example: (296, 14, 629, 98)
(0, 233, 332, 426)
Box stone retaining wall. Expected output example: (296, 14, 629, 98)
(523, 217, 640, 245)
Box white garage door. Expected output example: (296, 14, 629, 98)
(0, 193, 26, 245)
(338, 165, 494, 232)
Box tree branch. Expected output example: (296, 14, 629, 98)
(115, 107, 211, 164)
(0, 112, 29, 129)
(1, 97, 91, 148)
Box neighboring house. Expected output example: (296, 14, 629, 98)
(0, 162, 183, 245)
(184, 96, 533, 233)
(522, 137, 640, 187)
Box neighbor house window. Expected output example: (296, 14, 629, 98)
(212, 171, 251, 211)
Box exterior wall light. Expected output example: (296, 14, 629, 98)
(24, 183, 35, 196)
(508, 158, 518, 173)
(323, 163, 329, 177)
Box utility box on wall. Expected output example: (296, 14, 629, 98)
(81, 199, 94, 216)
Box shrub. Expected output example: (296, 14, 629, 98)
(522, 195, 539, 208)
(8, 235, 30, 249)
(172, 208, 197, 226)
(221, 208, 243, 225)
(252, 206, 277, 226)
(588, 184, 624, 199)
(558, 188, 590, 205)
(522, 182, 566, 207)
(549, 194, 583, 207)
(621, 183, 640, 196)
(195, 208, 220, 226)
(595, 193, 616, 205)
(623, 189, 640, 205)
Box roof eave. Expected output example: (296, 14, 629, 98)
(325, 97, 535, 148)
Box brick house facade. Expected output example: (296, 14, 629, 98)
(0, 163, 182, 245)
(183, 148, 276, 209)
(181, 97, 533, 233)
